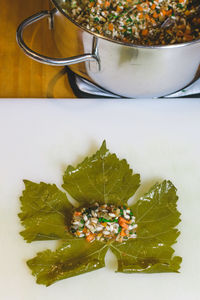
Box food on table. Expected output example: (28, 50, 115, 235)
(19, 140, 182, 286)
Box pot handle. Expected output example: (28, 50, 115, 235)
(16, 9, 99, 66)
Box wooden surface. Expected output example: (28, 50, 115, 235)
(0, 0, 75, 98)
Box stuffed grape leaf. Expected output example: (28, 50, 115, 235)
(19, 141, 182, 286)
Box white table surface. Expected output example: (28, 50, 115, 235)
(0, 99, 200, 300)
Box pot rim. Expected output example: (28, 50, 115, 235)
(51, 0, 200, 49)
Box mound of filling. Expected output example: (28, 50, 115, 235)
(64, 0, 200, 45)
(71, 203, 137, 242)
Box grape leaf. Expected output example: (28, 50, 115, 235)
(19, 142, 182, 286)
(62, 140, 140, 206)
(19, 180, 72, 242)
(110, 180, 182, 273)
(27, 237, 108, 286)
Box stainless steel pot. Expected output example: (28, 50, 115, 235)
(17, 0, 200, 98)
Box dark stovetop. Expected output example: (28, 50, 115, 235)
(66, 67, 200, 99)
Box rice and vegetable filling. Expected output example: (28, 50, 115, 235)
(71, 203, 138, 242)
(65, 0, 200, 45)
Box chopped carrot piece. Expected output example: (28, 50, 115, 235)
(137, 5, 143, 11)
(166, 9, 172, 16)
(119, 217, 129, 229)
(123, 37, 129, 42)
(142, 29, 149, 36)
(150, 18, 157, 25)
(119, 217, 127, 223)
(108, 23, 114, 31)
(121, 223, 129, 229)
(151, 3, 156, 9)
(145, 14, 150, 21)
(104, 1, 110, 8)
(153, 12, 158, 19)
(139, 13, 143, 19)
(83, 227, 87, 233)
(96, 25, 101, 31)
(74, 211, 82, 216)
(120, 228, 127, 237)
(89, 2, 94, 7)
(86, 233, 95, 242)
(101, 222, 107, 227)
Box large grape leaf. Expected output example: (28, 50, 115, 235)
(110, 180, 182, 273)
(27, 237, 108, 286)
(19, 180, 72, 242)
(19, 142, 182, 286)
(62, 140, 140, 206)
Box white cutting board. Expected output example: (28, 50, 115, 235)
(0, 99, 200, 300)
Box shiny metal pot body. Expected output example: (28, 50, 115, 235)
(17, 0, 200, 98)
